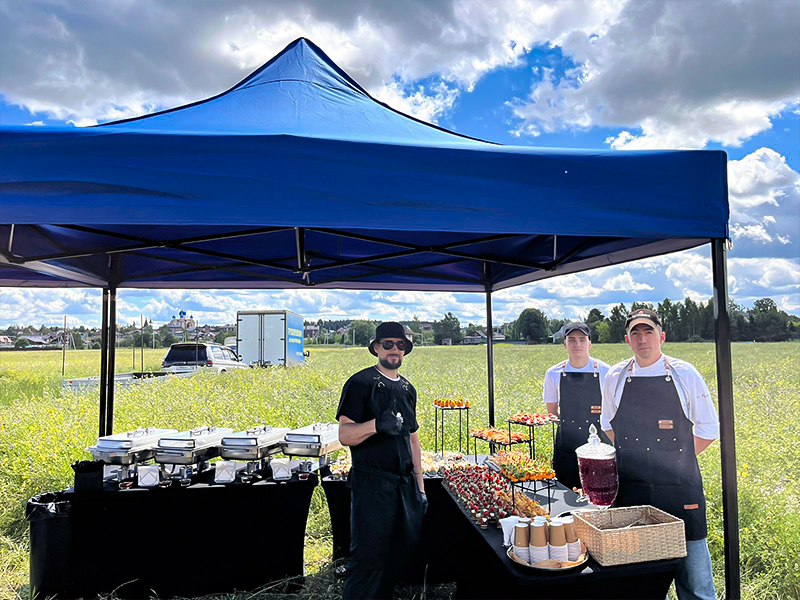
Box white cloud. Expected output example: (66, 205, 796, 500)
(24, 120, 44, 126)
(726, 148, 800, 256)
(510, 1, 800, 149)
(0, 0, 621, 125)
(601, 271, 653, 293)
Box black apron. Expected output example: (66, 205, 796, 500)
(610, 358, 707, 541)
(343, 375, 424, 600)
(552, 360, 603, 491)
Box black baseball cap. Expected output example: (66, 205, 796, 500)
(368, 321, 413, 356)
(625, 308, 662, 333)
(563, 322, 590, 337)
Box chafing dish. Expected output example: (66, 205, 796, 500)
(218, 425, 290, 483)
(281, 423, 342, 466)
(86, 427, 177, 484)
(154, 426, 233, 486)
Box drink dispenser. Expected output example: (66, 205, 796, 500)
(575, 424, 618, 508)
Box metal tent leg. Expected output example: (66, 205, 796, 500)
(712, 239, 740, 600)
(485, 286, 495, 427)
(105, 286, 117, 435)
(98, 288, 109, 437)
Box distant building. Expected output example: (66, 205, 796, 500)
(336, 327, 348, 335)
(304, 325, 320, 338)
(462, 330, 505, 345)
(0, 335, 12, 346)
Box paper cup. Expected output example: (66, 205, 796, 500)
(530, 522, 547, 547)
(514, 523, 530, 547)
(548, 543, 569, 562)
(567, 539, 583, 561)
(560, 515, 578, 543)
(548, 520, 567, 547)
(529, 544, 549, 564)
(513, 545, 530, 563)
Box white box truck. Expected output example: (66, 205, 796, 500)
(236, 310, 306, 367)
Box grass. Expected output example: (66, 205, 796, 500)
(1, 343, 798, 600)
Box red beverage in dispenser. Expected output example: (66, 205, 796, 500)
(577, 456, 618, 508)
(575, 424, 618, 509)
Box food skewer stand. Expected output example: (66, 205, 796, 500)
(5, 37, 738, 599)
(433, 399, 470, 454)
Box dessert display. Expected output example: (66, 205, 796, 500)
(470, 427, 529, 445)
(507, 412, 559, 426)
(488, 451, 555, 482)
(575, 424, 618, 508)
(433, 398, 470, 409)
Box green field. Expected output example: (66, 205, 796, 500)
(1, 343, 798, 600)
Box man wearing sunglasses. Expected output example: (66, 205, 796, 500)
(336, 321, 425, 600)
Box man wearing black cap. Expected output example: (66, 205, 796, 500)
(336, 322, 425, 600)
(544, 321, 610, 490)
(601, 308, 719, 600)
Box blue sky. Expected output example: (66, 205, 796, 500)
(1, 0, 798, 329)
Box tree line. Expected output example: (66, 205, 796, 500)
(509, 297, 800, 344)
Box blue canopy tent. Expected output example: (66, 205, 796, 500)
(0, 38, 738, 597)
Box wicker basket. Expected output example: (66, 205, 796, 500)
(572, 505, 686, 566)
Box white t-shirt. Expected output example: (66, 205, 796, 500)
(600, 354, 720, 440)
(543, 357, 611, 407)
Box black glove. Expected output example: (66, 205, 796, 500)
(375, 408, 403, 436)
(420, 492, 429, 515)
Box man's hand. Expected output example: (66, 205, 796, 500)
(421, 492, 429, 515)
(376, 409, 403, 436)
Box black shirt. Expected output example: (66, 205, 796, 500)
(336, 366, 418, 476)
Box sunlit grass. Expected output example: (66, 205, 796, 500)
(1, 343, 798, 599)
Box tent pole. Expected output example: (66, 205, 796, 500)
(485, 284, 495, 428)
(106, 286, 117, 435)
(711, 238, 740, 600)
(98, 288, 109, 437)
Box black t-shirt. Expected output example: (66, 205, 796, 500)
(336, 366, 418, 476)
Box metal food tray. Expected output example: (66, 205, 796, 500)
(281, 438, 343, 458)
(87, 427, 178, 465)
(284, 423, 339, 444)
(220, 426, 290, 461)
(154, 426, 233, 465)
(506, 417, 559, 426)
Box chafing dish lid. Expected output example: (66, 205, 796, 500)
(94, 427, 178, 451)
(285, 423, 339, 444)
(221, 425, 290, 447)
(158, 426, 233, 450)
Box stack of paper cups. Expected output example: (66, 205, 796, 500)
(532, 516, 549, 544)
(513, 523, 530, 563)
(529, 521, 549, 564)
(561, 515, 583, 561)
(548, 519, 569, 562)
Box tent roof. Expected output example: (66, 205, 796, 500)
(0, 38, 729, 292)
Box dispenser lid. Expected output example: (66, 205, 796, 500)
(575, 424, 616, 459)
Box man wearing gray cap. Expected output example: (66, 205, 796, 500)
(544, 321, 611, 490)
(601, 308, 718, 600)
(336, 322, 426, 600)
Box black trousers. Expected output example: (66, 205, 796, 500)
(342, 467, 423, 600)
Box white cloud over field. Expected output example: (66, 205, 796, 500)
(511, 0, 800, 148)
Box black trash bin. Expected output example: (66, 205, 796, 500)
(26, 491, 74, 599)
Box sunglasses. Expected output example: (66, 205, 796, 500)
(379, 340, 408, 351)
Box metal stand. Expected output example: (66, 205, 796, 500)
(434, 405, 470, 455)
(472, 436, 528, 463)
(506, 419, 558, 460)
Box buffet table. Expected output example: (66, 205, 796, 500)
(442, 482, 682, 599)
(27, 473, 317, 599)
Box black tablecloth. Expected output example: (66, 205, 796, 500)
(28, 473, 317, 599)
(442, 482, 681, 599)
(322, 474, 461, 585)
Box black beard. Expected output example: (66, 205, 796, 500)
(379, 356, 402, 370)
